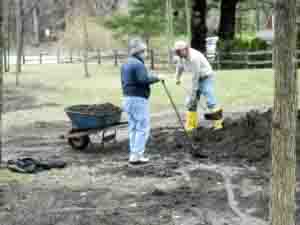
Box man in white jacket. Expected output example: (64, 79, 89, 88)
(174, 40, 223, 131)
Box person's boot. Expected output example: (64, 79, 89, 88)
(185, 111, 198, 131)
(206, 107, 223, 130)
(212, 118, 223, 130)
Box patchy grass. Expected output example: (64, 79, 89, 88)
(5, 64, 298, 112)
(0, 168, 34, 183)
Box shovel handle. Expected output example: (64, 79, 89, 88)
(161, 80, 195, 150)
(161, 80, 185, 130)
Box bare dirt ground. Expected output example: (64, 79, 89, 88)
(1, 83, 300, 225)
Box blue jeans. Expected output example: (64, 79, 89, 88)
(186, 76, 218, 111)
(123, 96, 150, 158)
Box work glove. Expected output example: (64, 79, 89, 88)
(175, 78, 181, 85)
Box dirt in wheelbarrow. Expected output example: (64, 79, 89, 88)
(67, 103, 122, 115)
(3, 108, 300, 225)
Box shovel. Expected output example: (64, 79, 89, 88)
(161, 80, 196, 151)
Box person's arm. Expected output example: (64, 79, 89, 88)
(175, 59, 184, 84)
(148, 71, 161, 84)
(135, 63, 160, 85)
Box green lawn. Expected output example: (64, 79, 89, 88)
(4, 64, 299, 112)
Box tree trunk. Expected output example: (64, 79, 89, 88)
(15, 0, 24, 84)
(32, 6, 40, 46)
(2, 0, 9, 72)
(2, 17, 6, 72)
(7, 3, 11, 72)
(256, 1, 261, 31)
(191, 0, 207, 53)
(185, 0, 191, 43)
(166, 0, 174, 68)
(82, 16, 90, 78)
(6, 0, 12, 72)
(271, 0, 298, 225)
(0, 0, 3, 164)
(218, 0, 239, 40)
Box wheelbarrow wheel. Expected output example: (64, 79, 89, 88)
(68, 130, 90, 150)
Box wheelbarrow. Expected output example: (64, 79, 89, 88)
(60, 104, 127, 150)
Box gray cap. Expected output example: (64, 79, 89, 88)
(128, 38, 147, 55)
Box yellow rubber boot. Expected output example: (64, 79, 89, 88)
(185, 111, 198, 131)
(213, 119, 223, 130)
(211, 107, 223, 130)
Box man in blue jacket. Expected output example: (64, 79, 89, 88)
(121, 38, 162, 164)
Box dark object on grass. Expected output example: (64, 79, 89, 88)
(7, 158, 66, 173)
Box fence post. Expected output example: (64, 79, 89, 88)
(70, 49, 73, 63)
(3, 47, 7, 72)
(57, 49, 60, 64)
(216, 52, 221, 70)
(295, 50, 298, 68)
(40, 53, 43, 64)
(77, 49, 80, 63)
(150, 49, 155, 70)
(97, 49, 101, 65)
(22, 54, 26, 64)
(6, 46, 10, 72)
(245, 51, 249, 69)
(114, 50, 118, 66)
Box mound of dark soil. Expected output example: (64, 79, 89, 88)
(148, 109, 300, 168)
(191, 109, 300, 164)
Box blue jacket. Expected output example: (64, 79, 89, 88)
(121, 55, 159, 99)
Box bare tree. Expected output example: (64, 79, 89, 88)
(13, 0, 41, 85)
(65, 0, 95, 78)
(2, 1, 9, 72)
(32, 5, 40, 46)
(81, 11, 90, 78)
(6, 1, 13, 72)
(0, 0, 3, 164)
(271, 0, 298, 225)
(15, 0, 24, 85)
(185, 0, 191, 43)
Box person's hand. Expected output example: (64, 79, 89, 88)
(157, 74, 166, 82)
(176, 79, 181, 85)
